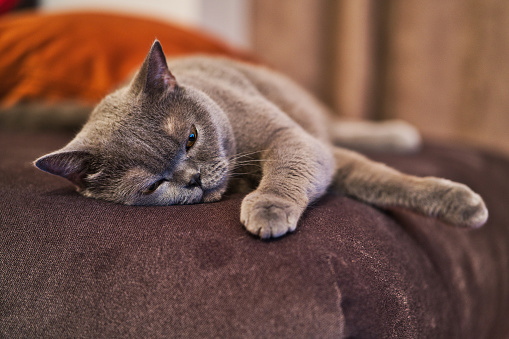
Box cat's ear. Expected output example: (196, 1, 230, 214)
(132, 40, 177, 95)
(34, 151, 92, 189)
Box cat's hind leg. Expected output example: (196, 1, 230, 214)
(330, 119, 422, 153)
(331, 147, 488, 228)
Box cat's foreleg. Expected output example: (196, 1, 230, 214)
(331, 147, 488, 227)
(240, 133, 335, 238)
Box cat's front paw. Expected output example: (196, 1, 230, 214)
(437, 182, 488, 228)
(240, 192, 303, 239)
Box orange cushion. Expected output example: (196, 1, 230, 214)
(0, 11, 253, 106)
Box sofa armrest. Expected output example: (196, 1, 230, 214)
(1, 132, 508, 338)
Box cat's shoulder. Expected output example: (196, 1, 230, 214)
(166, 55, 276, 81)
(166, 55, 243, 73)
(167, 54, 253, 68)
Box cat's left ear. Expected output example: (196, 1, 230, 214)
(34, 150, 92, 189)
(132, 40, 177, 95)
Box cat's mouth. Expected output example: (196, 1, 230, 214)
(179, 186, 223, 205)
(199, 178, 228, 203)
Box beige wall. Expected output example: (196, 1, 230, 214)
(41, 0, 251, 48)
(251, 0, 330, 99)
(381, 0, 509, 156)
(251, 0, 509, 156)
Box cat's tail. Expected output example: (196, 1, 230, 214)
(329, 118, 422, 153)
(0, 102, 92, 131)
(330, 146, 488, 228)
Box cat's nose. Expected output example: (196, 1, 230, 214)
(186, 173, 201, 188)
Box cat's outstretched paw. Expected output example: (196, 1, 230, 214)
(436, 182, 488, 228)
(240, 192, 303, 239)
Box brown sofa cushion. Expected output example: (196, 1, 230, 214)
(1, 131, 508, 338)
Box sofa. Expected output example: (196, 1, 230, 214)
(1, 11, 509, 338)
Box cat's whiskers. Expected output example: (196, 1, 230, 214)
(228, 172, 259, 178)
(228, 149, 271, 162)
(230, 159, 274, 172)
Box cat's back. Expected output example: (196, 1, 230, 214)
(167, 56, 332, 141)
(167, 56, 261, 96)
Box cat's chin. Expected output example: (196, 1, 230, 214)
(202, 189, 224, 203)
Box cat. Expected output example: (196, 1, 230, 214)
(34, 40, 488, 239)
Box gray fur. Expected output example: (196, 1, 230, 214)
(35, 41, 488, 238)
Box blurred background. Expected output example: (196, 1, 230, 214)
(4, 0, 509, 156)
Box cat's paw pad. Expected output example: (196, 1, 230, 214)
(240, 192, 303, 239)
(440, 183, 488, 228)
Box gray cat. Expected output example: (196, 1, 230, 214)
(35, 41, 488, 238)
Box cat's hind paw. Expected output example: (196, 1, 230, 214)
(436, 183, 488, 228)
(240, 192, 303, 239)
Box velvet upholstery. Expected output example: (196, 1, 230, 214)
(1, 131, 508, 338)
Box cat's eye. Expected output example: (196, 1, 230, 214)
(186, 125, 198, 151)
(143, 179, 166, 195)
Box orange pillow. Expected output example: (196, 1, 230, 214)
(0, 11, 253, 106)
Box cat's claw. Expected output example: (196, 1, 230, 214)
(240, 192, 302, 239)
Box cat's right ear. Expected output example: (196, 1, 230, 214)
(34, 151, 92, 189)
(131, 40, 177, 96)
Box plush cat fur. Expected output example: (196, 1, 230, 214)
(35, 41, 488, 238)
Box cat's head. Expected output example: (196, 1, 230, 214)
(35, 40, 235, 205)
